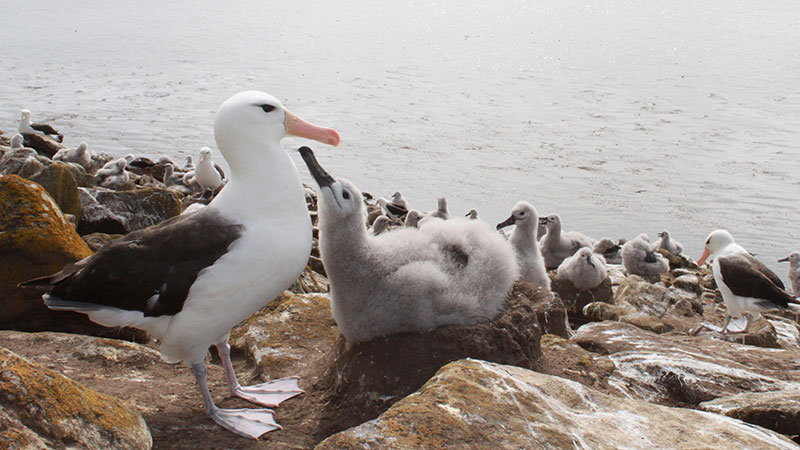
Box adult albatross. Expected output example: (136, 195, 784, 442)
(697, 229, 797, 333)
(20, 91, 340, 439)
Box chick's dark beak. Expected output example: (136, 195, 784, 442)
(496, 215, 516, 230)
(299, 146, 335, 188)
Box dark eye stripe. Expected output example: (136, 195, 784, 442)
(260, 104, 276, 113)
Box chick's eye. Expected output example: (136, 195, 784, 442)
(260, 104, 275, 113)
(342, 191, 350, 200)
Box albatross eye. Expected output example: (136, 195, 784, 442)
(342, 191, 351, 200)
(260, 104, 276, 113)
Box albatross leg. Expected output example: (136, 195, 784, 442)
(216, 338, 303, 408)
(720, 315, 733, 334)
(191, 362, 280, 439)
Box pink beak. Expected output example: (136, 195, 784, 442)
(696, 248, 711, 266)
(284, 109, 340, 147)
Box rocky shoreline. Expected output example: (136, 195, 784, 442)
(1, 129, 799, 449)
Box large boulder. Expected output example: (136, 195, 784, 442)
(77, 186, 181, 235)
(315, 359, 798, 450)
(28, 162, 82, 217)
(572, 321, 800, 407)
(550, 272, 613, 326)
(312, 282, 544, 434)
(0, 347, 152, 450)
(0, 175, 92, 328)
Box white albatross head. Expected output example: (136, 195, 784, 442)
(778, 251, 800, 266)
(497, 201, 538, 231)
(697, 229, 736, 266)
(213, 91, 339, 176)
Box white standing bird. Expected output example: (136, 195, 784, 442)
(496, 201, 550, 290)
(652, 230, 683, 255)
(778, 251, 800, 296)
(539, 214, 595, 270)
(20, 91, 340, 439)
(18, 109, 63, 142)
(696, 230, 797, 333)
(557, 247, 608, 290)
(196, 146, 223, 198)
(300, 147, 518, 343)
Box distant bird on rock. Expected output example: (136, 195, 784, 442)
(18, 109, 63, 142)
(182, 155, 195, 172)
(778, 251, 800, 296)
(404, 210, 422, 227)
(497, 201, 550, 290)
(539, 214, 595, 270)
(163, 164, 185, 187)
(557, 247, 608, 290)
(53, 141, 93, 170)
(593, 238, 623, 264)
(196, 147, 223, 198)
(377, 191, 409, 220)
(430, 197, 450, 220)
(622, 233, 669, 281)
(10, 134, 23, 150)
(465, 209, 479, 220)
(300, 146, 518, 343)
(652, 230, 683, 255)
(371, 216, 390, 235)
(96, 158, 130, 190)
(698, 230, 797, 333)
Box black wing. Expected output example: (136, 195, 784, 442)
(35, 208, 243, 317)
(718, 253, 793, 308)
(31, 123, 63, 142)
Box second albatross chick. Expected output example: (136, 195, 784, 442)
(496, 201, 550, 290)
(557, 247, 608, 290)
(622, 233, 669, 281)
(20, 91, 340, 439)
(300, 147, 518, 342)
(778, 251, 800, 296)
(539, 214, 595, 270)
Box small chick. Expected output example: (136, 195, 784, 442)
(557, 247, 608, 290)
(404, 210, 422, 228)
(371, 216, 390, 235)
(778, 252, 800, 296)
(622, 233, 668, 281)
(652, 230, 683, 255)
(53, 141, 93, 170)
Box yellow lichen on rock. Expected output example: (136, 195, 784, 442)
(0, 347, 152, 450)
(0, 175, 93, 326)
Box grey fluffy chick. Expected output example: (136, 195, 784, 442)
(539, 214, 595, 270)
(371, 215, 390, 235)
(53, 141, 92, 170)
(430, 197, 450, 220)
(557, 247, 608, 290)
(593, 238, 623, 264)
(300, 147, 518, 342)
(404, 210, 422, 228)
(497, 201, 550, 290)
(622, 233, 669, 281)
(778, 252, 800, 296)
(652, 230, 683, 255)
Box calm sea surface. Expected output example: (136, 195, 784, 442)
(2, 0, 799, 281)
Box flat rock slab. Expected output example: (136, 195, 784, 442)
(572, 321, 800, 406)
(315, 359, 798, 450)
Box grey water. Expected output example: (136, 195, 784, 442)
(2, 0, 799, 282)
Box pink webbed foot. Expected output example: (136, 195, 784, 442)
(233, 376, 303, 408)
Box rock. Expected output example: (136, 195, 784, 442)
(700, 390, 800, 437)
(573, 321, 800, 407)
(0, 175, 91, 328)
(767, 316, 800, 350)
(0, 148, 47, 178)
(615, 275, 670, 316)
(28, 162, 82, 217)
(315, 359, 798, 450)
(21, 133, 64, 158)
(0, 347, 152, 450)
(694, 317, 782, 349)
(77, 186, 181, 235)
(671, 273, 702, 294)
(550, 272, 613, 326)
(539, 334, 616, 393)
(230, 292, 339, 378)
(583, 301, 632, 321)
(313, 282, 543, 433)
(520, 283, 571, 338)
(81, 232, 124, 252)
